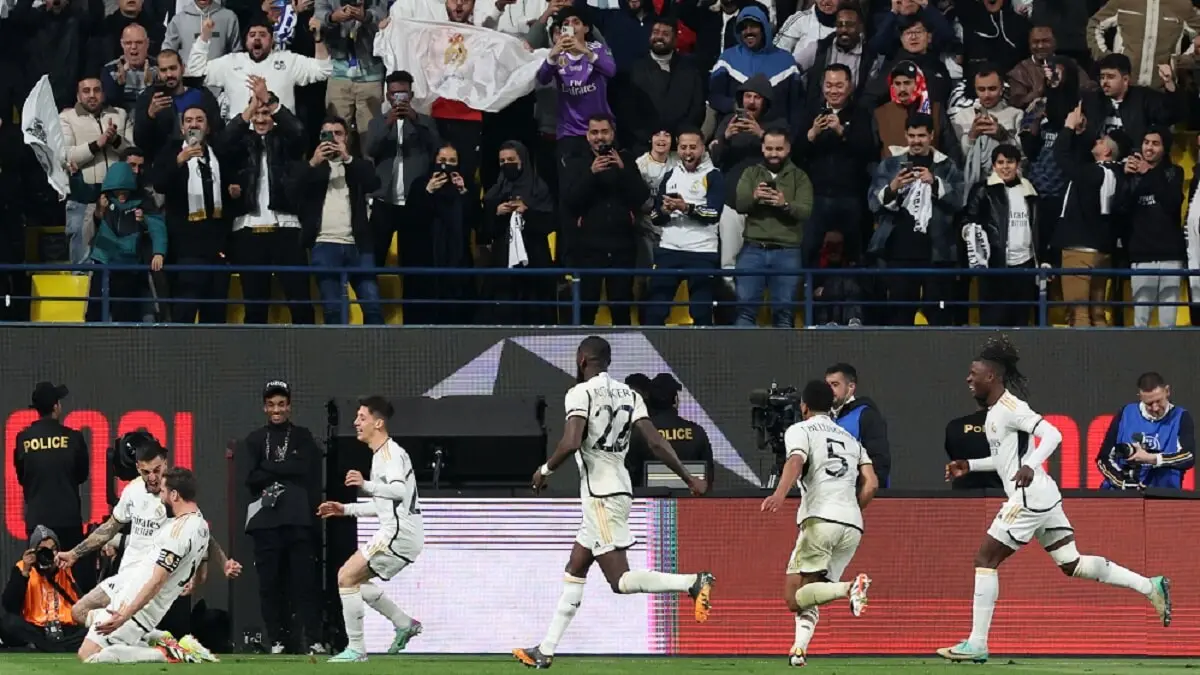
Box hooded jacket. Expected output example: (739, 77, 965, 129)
(651, 154, 723, 254)
(711, 73, 777, 207)
(164, 0, 242, 69)
(834, 396, 891, 488)
(2, 525, 79, 627)
(868, 147, 965, 264)
(709, 5, 803, 132)
(90, 161, 168, 265)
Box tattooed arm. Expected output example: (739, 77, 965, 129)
(207, 536, 243, 578)
(55, 517, 124, 568)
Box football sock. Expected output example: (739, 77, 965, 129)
(968, 568, 998, 648)
(795, 581, 851, 609)
(339, 586, 367, 653)
(616, 570, 697, 594)
(361, 583, 414, 630)
(1073, 555, 1153, 595)
(87, 646, 168, 663)
(539, 575, 586, 657)
(793, 606, 820, 651)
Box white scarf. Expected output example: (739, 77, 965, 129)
(1185, 180, 1200, 291)
(185, 143, 222, 222)
(508, 211, 529, 268)
(902, 180, 933, 234)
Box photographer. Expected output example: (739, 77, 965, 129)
(0, 526, 85, 652)
(1097, 372, 1195, 490)
(243, 381, 325, 655)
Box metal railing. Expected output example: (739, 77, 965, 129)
(9, 263, 1200, 326)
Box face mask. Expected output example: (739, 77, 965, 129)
(501, 164, 521, 181)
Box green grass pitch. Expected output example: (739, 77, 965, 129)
(1, 654, 1198, 674)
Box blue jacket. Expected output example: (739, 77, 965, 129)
(1098, 403, 1195, 490)
(709, 6, 803, 133)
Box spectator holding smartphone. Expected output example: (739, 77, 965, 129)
(1124, 128, 1186, 328)
(405, 143, 478, 324)
(537, 8, 616, 162)
(133, 49, 225, 162)
(317, 0, 388, 158)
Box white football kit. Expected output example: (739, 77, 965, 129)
(346, 438, 424, 580)
(976, 391, 1072, 550)
(564, 372, 649, 556)
(93, 478, 170, 601)
(782, 415, 872, 579)
(87, 511, 210, 649)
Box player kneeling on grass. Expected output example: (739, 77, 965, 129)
(937, 336, 1171, 664)
(761, 380, 876, 668)
(77, 467, 217, 664)
(318, 396, 425, 663)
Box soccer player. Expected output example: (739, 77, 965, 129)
(78, 467, 216, 664)
(937, 336, 1172, 664)
(513, 336, 715, 670)
(761, 380, 875, 668)
(317, 396, 424, 663)
(57, 432, 241, 628)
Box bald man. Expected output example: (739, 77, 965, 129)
(103, 24, 161, 113)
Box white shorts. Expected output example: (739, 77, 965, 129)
(987, 498, 1074, 551)
(786, 519, 862, 580)
(576, 494, 635, 556)
(359, 540, 421, 581)
(84, 608, 150, 649)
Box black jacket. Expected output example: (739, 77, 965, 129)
(1125, 162, 1186, 264)
(560, 150, 649, 258)
(244, 422, 323, 532)
(132, 86, 224, 161)
(10, 0, 103, 109)
(964, 177, 1043, 268)
(150, 139, 235, 258)
(835, 397, 891, 486)
(13, 417, 88, 528)
(625, 52, 707, 156)
(944, 409, 1003, 491)
(626, 408, 713, 489)
(1052, 130, 1124, 254)
(289, 157, 381, 251)
(804, 34, 878, 111)
(216, 108, 307, 219)
(794, 98, 876, 199)
(1080, 86, 1179, 152)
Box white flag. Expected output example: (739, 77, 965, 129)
(373, 18, 549, 114)
(22, 75, 68, 200)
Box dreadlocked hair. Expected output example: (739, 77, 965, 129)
(978, 334, 1029, 399)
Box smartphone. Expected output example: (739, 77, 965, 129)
(437, 162, 454, 174)
(734, 105, 748, 121)
(562, 24, 575, 38)
(596, 143, 613, 155)
(899, 161, 914, 174)
(154, 83, 172, 96)
(762, 180, 776, 190)
(392, 91, 412, 105)
(319, 130, 335, 144)
(666, 192, 682, 199)
(185, 129, 203, 147)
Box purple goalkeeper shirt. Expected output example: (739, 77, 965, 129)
(536, 42, 617, 140)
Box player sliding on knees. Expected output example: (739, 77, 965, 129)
(513, 336, 715, 670)
(318, 396, 424, 663)
(761, 380, 876, 668)
(937, 336, 1171, 664)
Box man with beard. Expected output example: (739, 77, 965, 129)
(1006, 25, 1093, 110)
(625, 17, 705, 158)
(187, 14, 331, 119)
(825, 363, 891, 487)
(133, 49, 224, 161)
(731, 126, 812, 328)
(867, 114, 964, 326)
(242, 381, 325, 654)
(795, 4, 877, 111)
(645, 128, 723, 326)
(560, 114, 649, 326)
(870, 61, 959, 163)
(709, 5, 803, 137)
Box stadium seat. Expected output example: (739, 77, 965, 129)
(30, 273, 88, 322)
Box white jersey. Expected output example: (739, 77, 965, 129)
(783, 414, 872, 531)
(110, 477, 169, 573)
(114, 511, 209, 631)
(985, 391, 1062, 510)
(565, 372, 649, 498)
(346, 439, 424, 556)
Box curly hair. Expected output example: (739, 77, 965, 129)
(978, 334, 1028, 399)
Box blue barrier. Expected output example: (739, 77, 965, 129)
(7, 263, 1199, 326)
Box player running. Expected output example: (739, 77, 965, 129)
(937, 336, 1171, 664)
(761, 380, 876, 668)
(318, 396, 424, 663)
(56, 432, 241, 628)
(513, 336, 715, 670)
(78, 467, 216, 664)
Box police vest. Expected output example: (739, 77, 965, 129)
(1111, 403, 1187, 489)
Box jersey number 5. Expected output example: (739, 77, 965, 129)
(596, 405, 634, 453)
(824, 439, 850, 479)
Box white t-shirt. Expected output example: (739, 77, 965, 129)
(783, 414, 872, 530)
(113, 511, 209, 631)
(345, 439, 424, 555)
(1005, 187, 1033, 266)
(110, 478, 169, 573)
(564, 372, 649, 498)
(984, 391, 1062, 510)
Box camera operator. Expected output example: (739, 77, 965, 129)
(1097, 372, 1195, 490)
(242, 380, 325, 655)
(13, 383, 91, 591)
(0, 526, 85, 652)
(627, 374, 714, 491)
(943, 403, 1003, 491)
(824, 364, 892, 487)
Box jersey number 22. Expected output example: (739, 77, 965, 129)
(596, 405, 634, 453)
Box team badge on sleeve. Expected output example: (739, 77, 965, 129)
(158, 549, 181, 572)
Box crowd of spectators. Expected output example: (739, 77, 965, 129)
(1, 0, 1200, 326)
